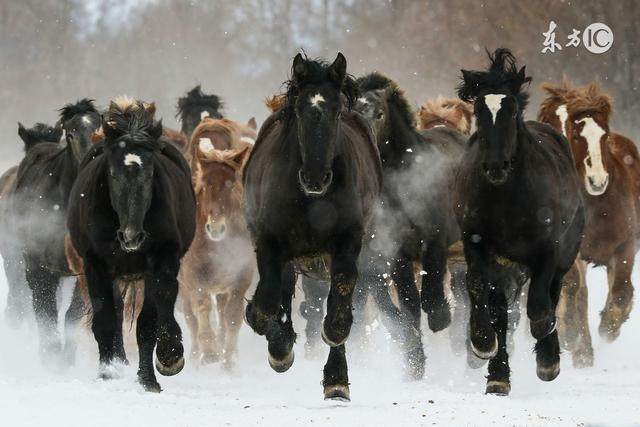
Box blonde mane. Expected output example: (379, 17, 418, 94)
(418, 96, 473, 134)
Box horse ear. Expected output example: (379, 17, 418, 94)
(329, 52, 347, 84)
(150, 119, 163, 141)
(144, 102, 157, 118)
(247, 117, 257, 130)
(459, 69, 478, 102)
(17, 122, 29, 143)
(292, 53, 307, 83)
(513, 66, 532, 92)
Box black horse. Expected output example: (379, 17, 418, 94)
(0, 123, 62, 326)
(176, 85, 224, 138)
(7, 100, 100, 362)
(350, 73, 466, 379)
(455, 48, 584, 395)
(243, 53, 382, 401)
(67, 99, 195, 392)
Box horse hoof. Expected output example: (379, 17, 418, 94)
(530, 316, 556, 340)
(466, 349, 488, 369)
(425, 300, 452, 333)
(324, 384, 350, 402)
(485, 380, 510, 396)
(139, 379, 162, 393)
(470, 334, 498, 360)
(155, 356, 185, 377)
(598, 323, 620, 343)
(321, 326, 348, 347)
(268, 350, 295, 373)
(536, 362, 560, 381)
(572, 349, 594, 368)
(404, 346, 426, 381)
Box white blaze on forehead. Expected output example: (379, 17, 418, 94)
(578, 117, 609, 194)
(484, 94, 506, 124)
(200, 110, 210, 120)
(310, 93, 325, 109)
(357, 97, 369, 105)
(555, 104, 568, 136)
(82, 115, 93, 125)
(124, 153, 143, 167)
(199, 137, 215, 154)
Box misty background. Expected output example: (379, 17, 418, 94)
(1, 0, 638, 167)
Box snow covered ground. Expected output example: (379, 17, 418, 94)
(0, 261, 639, 427)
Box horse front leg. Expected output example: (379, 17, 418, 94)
(147, 251, 184, 379)
(323, 344, 350, 401)
(421, 236, 451, 332)
(600, 240, 635, 341)
(323, 230, 362, 347)
(485, 288, 510, 396)
(527, 250, 558, 340)
(464, 240, 497, 360)
(84, 253, 120, 376)
(534, 268, 565, 382)
(136, 288, 159, 392)
(390, 253, 425, 380)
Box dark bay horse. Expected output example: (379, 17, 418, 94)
(180, 117, 254, 369)
(243, 53, 382, 401)
(354, 73, 466, 379)
(455, 48, 584, 395)
(67, 99, 195, 392)
(7, 100, 100, 362)
(539, 81, 640, 345)
(0, 123, 62, 326)
(177, 85, 224, 139)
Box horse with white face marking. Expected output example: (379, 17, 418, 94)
(455, 48, 584, 395)
(68, 99, 195, 392)
(562, 82, 639, 342)
(179, 117, 254, 369)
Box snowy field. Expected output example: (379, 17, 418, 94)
(0, 261, 639, 427)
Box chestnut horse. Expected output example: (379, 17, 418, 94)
(539, 81, 640, 345)
(418, 96, 474, 134)
(179, 118, 254, 369)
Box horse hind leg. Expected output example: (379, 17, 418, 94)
(600, 242, 635, 342)
(299, 275, 327, 358)
(323, 344, 350, 401)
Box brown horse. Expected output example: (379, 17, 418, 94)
(418, 96, 474, 134)
(179, 117, 254, 369)
(539, 81, 640, 347)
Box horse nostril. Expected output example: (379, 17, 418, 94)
(323, 171, 333, 186)
(219, 224, 226, 234)
(298, 169, 308, 185)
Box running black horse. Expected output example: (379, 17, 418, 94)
(455, 48, 584, 395)
(1, 122, 62, 326)
(176, 85, 224, 139)
(8, 99, 100, 363)
(67, 99, 195, 392)
(243, 53, 382, 401)
(352, 73, 466, 379)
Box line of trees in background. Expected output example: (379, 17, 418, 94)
(1, 0, 638, 163)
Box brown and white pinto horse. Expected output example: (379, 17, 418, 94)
(179, 118, 254, 369)
(539, 81, 640, 348)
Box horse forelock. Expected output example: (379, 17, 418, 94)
(457, 48, 532, 111)
(58, 98, 98, 124)
(176, 85, 223, 121)
(566, 82, 613, 123)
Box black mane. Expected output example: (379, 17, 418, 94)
(281, 54, 358, 119)
(26, 123, 62, 143)
(176, 85, 223, 121)
(104, 101, 162, 147)
(457, 48, 532, 110)
(59, 98, 98, 123)
(356, 72, 416, 127)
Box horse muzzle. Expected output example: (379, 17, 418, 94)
(482, 161, 511, 186)
(205, 217, 227, 241)
(585, 173, 609, 196)
(298, 169, 333, 197)
(117, 227, 147, 252)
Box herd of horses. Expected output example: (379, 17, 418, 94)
(0, 47, 637, 401)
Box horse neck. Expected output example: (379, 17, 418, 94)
(59, 146, 80, 199)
